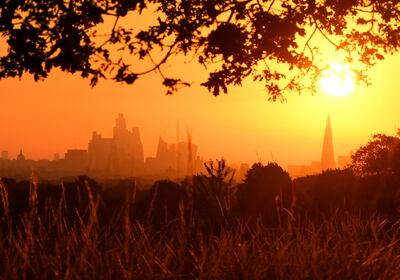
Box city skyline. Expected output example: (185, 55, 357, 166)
(0, 114, 206, 180)
(1, 113, 352, 179)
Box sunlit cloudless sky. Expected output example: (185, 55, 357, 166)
(0, 11, 399, 168)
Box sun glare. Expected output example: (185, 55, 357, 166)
(319, 63, 356, 97)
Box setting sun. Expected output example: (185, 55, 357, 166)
(319, 63, 356, 97)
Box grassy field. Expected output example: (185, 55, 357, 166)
(1, 209, 400, 279)
(0, 181, 400, 279)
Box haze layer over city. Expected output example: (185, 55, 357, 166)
(1, 51, 399, 169)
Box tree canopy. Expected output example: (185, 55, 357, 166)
(351, 132, 400, 177)
(236, 162, 292, 222)
(0, 0, 399, 99)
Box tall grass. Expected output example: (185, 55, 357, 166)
(0, 178, 400, 279)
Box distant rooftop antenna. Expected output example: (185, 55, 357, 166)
(176, 120, 181, 179)
(187, 126, 193, 178)
(255, 150, 262, 163)
(270, 151, 277, 163)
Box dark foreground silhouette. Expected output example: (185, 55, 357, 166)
(1, 162, 400, 279)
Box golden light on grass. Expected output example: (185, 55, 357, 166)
(319, 63, 356, 97)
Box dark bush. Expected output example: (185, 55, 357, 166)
(236, 162, 292, 225)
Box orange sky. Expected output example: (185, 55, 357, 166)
(0, 14, 399, 168)
(1, 52, 399, 168)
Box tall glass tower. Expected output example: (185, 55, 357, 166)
(321, 115, 336, 170)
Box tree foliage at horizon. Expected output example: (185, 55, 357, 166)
(0, 0, 399, 99)
(351, 131, 400, 177)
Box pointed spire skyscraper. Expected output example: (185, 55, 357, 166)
(321, 115, 336, 170)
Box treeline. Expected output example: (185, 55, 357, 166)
(1, 160, 400, 233)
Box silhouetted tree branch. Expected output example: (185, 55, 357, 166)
(0, 0, 399, 98)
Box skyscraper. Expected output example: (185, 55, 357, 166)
(87, 114, 144, 177)
(321, 115, 336, 170)
(17, 149, 25, 161)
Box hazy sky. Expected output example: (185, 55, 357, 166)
(1, 15, 399, 168)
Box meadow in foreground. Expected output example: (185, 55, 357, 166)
(1, 162, 400, 279)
